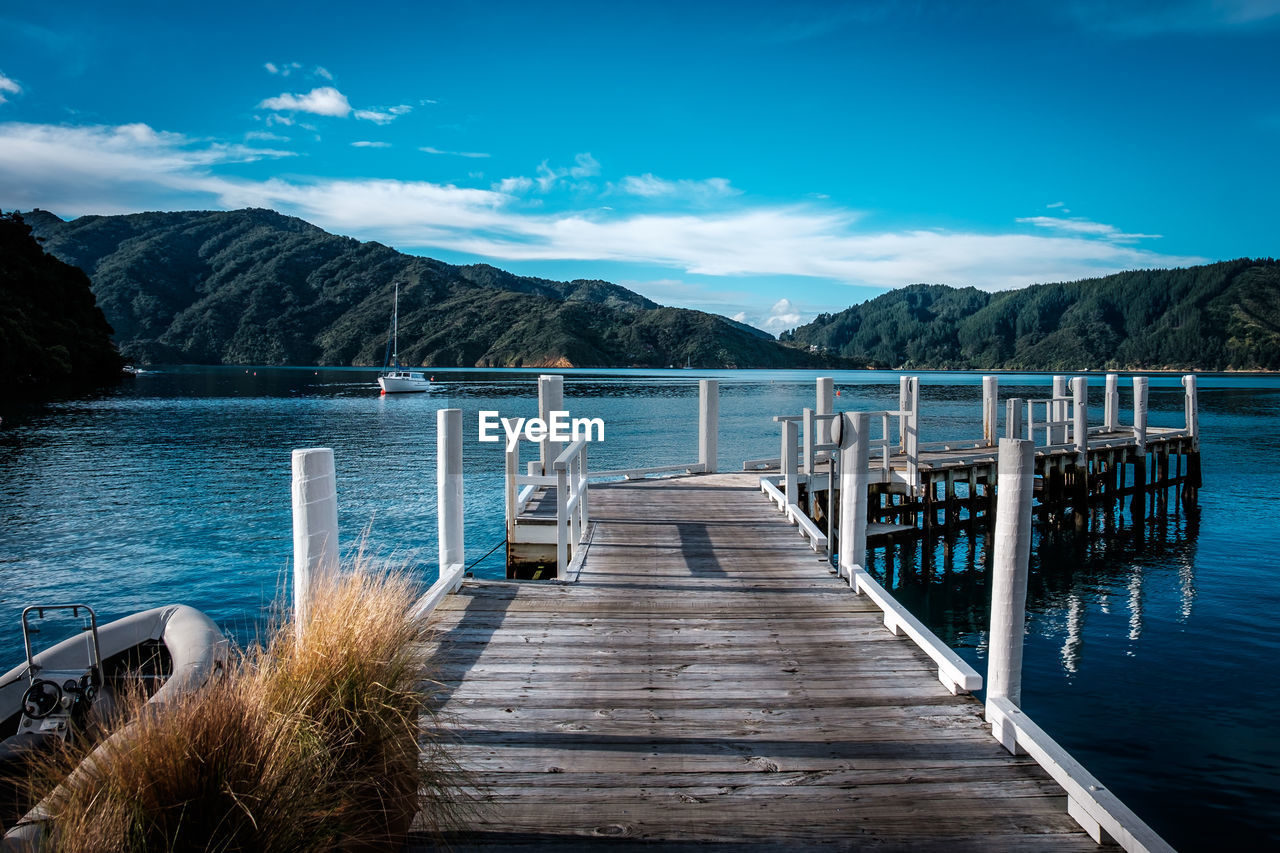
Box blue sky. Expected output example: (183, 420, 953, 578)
(1, 1, 1277, 333)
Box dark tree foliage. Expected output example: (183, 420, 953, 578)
(784, 259, 1280, 371)
(0, 211, 124, 398)
(25, 208, 837, 369)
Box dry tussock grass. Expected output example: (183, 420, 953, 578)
(29, 565, 466, 852)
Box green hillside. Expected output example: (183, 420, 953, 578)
(24, 208, 832, 370)
(0, 212, 124, 398)
(782, 259, 1280, 371)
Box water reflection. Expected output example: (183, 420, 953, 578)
(865, 499, 1200, 678)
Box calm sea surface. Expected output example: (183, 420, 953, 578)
(1, 366, 1276, 849)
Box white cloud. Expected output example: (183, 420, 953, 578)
(534, 153, 600, 192)
(618, 173, 739, 200)
(258, 86, 351, 117)
(494, 176, 534, 193)
(264, 61, 302, 76)
(314, 66, 333, 81)
(1017, 215, 1160, 242)
(0, 119, 1206, 297)
(420, 145, 490, 158)
(0, 72, 21, 104)
(763, 298, 803, 331)
(245, 130, 290, 142)
(352, 140, 391, 148)
(731, 311, 749, 323)
(354, 104, 412, 124)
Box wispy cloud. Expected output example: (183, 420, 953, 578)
(1017, 215, 1160, 243)
(0, 120, 1205, 295)
(354, 104, 412, 124)
(0, 72, 21, 104)
(245, 130, 290, 142)
(351, 140, 391, 148)
(314, 66, 333, 81)
(264, 61, 301, 76)
(617, 173, 739, 201)
(533, 153, 600, 192)
(1064, 0, 1280, 34)
(258, 86, 351, 117)
(420, 145, 490, 158)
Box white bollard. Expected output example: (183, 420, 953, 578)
(292, 447, 339, 639)
(1071, 377, 1088, 467)
(538, 374, 564, 474)
(987, 438, 1035, 751)
(898, 376, 910, 452)
(699, 379, 718, 473)
(782, 419, 799, 507)
(1052, 375, 1067, 444)
(982, 376, 998, 446)
(838, 412, 870, 584)
(1104, 373, 1119, 432)
(816, 377, 834, 448)
(1005, 398, 1024, 440)
(438, 408, 464, 574)
(1183, 374, 1198, 450)
(1133, 376, 1149, 452)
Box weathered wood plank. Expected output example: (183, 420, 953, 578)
(417, 472, 1098, 849)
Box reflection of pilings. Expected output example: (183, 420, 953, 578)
(1127, 568, 1144, 642)
(1178, 556, 1197, 621)
(1062, 591, 1084, 675)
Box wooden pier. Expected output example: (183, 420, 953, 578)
(413, 473, 1150, 850)
(270, 376, 1183, 849)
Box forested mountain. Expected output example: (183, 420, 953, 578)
(782, 259, 1280, 371)
(0, 212, 123, 398)
(23, 208, 832, 369)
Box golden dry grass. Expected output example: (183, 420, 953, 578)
(29, 565, 466, 852)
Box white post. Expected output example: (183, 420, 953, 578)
(699, 379, 718, 473)
(782, 419, 799, 507)
(904, 377, 920, 492)
(987, 438, 1035, 752)
(1133, 377, 1149, 452)
(538, 374, 564, 474)
(1005, 398, 1024, 440)
(982, 376, 998, 446)
(1052, 375, 1067, 444)
(1183, 374, 1198, 450)
(504, 440, 518, 537)
(898, 376, 910, 452)
(438, 409, 464, 574)
(838, 412, 870, 584)
(1071, 377, 1088, 467)
(556, 463, 569, 578)
(802, 407, 815, 477)
(816, 377, 834, 448)
(1104, 373, 1120, 432)
(292, 447, 339, 639)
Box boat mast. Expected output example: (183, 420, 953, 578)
(392, 282, 400, 368)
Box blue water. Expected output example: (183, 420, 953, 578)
(0, 366, 1276, 850)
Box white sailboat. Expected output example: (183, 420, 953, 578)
(377, 283, 430, 394)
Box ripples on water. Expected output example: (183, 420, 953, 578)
(0, 366, 1277, 848)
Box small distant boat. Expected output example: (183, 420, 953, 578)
(0, 603, 226, 840)
(377, 283, 430, 394)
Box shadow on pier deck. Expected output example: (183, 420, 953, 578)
(412, 473, 1099, 851)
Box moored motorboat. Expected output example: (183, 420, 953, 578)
(0, 603, 226, 840)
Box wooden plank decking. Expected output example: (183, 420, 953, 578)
(415, 473, 1099, 850)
